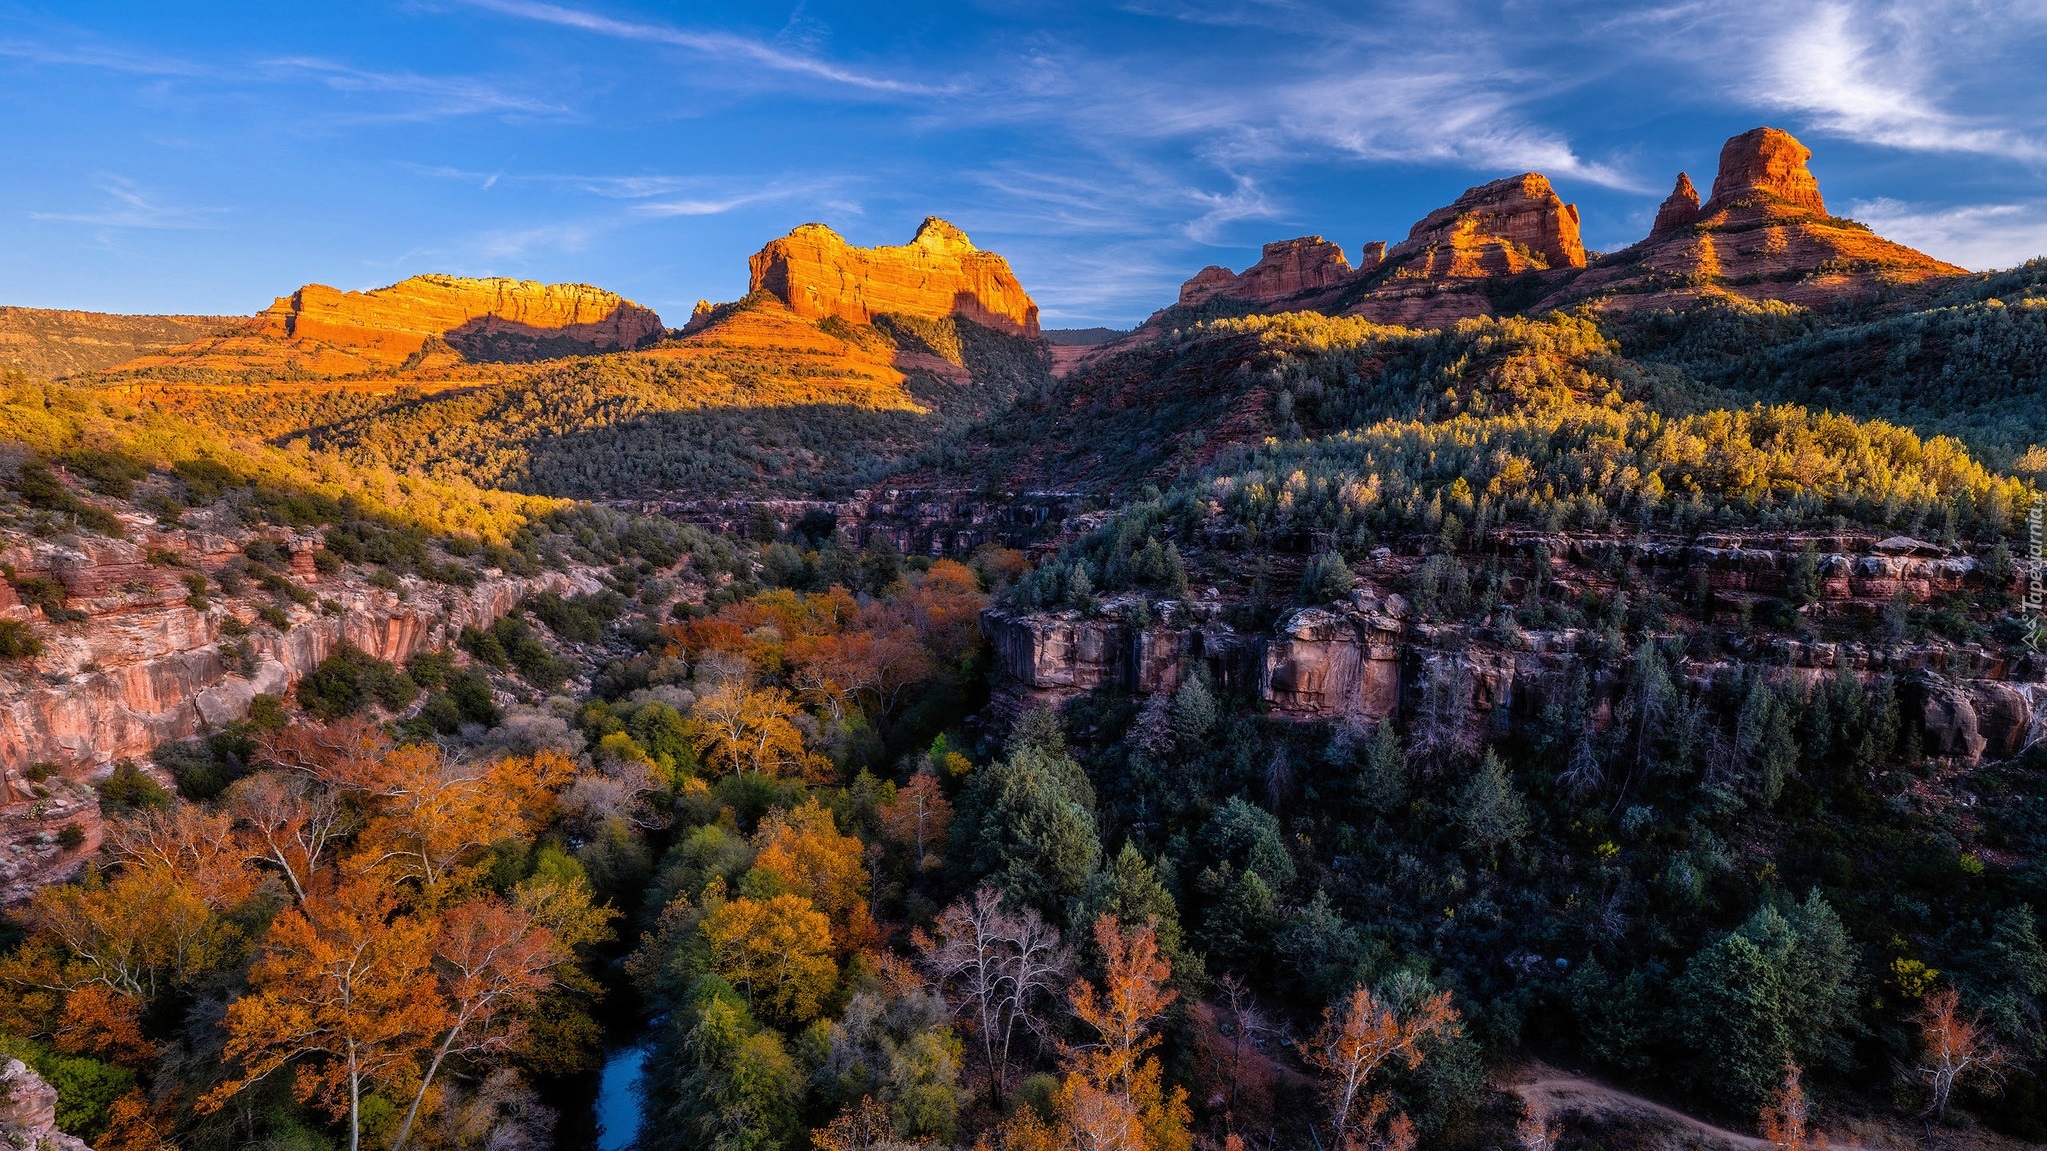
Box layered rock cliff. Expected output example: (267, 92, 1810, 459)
(1176, 237, 1362, 310)
(0, 306, 232, 379)
(983, 531, 2046, 764)
(111, 275, 665, 378)
(746, 217, 1041, 337)
(0, 511, 598, 900)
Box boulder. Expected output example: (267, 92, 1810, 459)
(0, 1058, 91, 1150)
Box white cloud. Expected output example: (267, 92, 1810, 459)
(29, 176, 226, 230)
(1848, 197, 2047, 271)
(1624, 0, 2047, 163)
(261, 57, 568, 119)
(456, 0, 940, 95)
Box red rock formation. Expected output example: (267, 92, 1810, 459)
(1177, 265, 1242, 307)
(1650, 172, 1701, 237)
(1382, 173, 1587, 277)
(748, 217, 1041, 337)
(0, 523, 599, 777)
(1546, 126, 1963, 313)
(1174, 237, 1357, 309)
(1700, 126, 1826, 218)
(982, 533, 2044, 761)
(0, 514, 601, 904)
(115, 275, 664, 378)
(1139, 126, 1965, 332)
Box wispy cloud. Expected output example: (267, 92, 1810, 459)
(260, 57, 568, 119)
(0, 37, 212, 77)
(1758, 2, 2047, 161)
(1623, 0, 2047, 163)
(455, 0, 941, 95)
(29, 176, 227, 230)
(1848, 197, 2047, 270)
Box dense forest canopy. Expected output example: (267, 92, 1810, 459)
(1, 256, 2045, 1151)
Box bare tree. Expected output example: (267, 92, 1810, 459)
(225, 773, 353, 902)
(1406, 657, 1477, 775)
(915, 885, 1069, 1105)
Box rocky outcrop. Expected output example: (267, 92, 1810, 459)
(1175, 237, 1358, 309)
(1649, 172, 1701, 237)
(984, 531, 2046, 764)
(747, 217, 1041, 337)
(1543, 126, 1963, 313)
(1699, 126, 1827, 218)
(1383, 174, 1588, 277)
(0, 512, 599, 900)
(113, 275, 664, 377)
(1140, 127, 1964, 335)
(0, 1058, 92, 1151)
(0, 774, 99, 905)
(0, 522, 597, 774)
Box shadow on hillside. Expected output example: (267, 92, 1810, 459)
(442, 305, 664, 364)
(505, 402, 955, 501)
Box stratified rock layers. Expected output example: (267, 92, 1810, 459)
(749, 217, 1041, 337)
(116, 275, 665, 376)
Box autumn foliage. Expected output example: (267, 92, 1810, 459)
(0, 721, 608, 1151)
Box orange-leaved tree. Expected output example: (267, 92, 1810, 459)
(751, 797, 874, 946)
(1910, 987, 2008, 1123)
(690, 681, 827, 780)
(1759, 1060, 1826, 1151)
(390, 898, 568, 1151)
(879, 771, 953, 869)
(1298, 981, 1457, 1151)
(1056, 916, 1191, 1151)
(202, 877, 447, 1151)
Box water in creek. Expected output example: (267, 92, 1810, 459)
(591, 1042, 650, 1150)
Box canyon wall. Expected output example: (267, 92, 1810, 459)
(0, 513, 598, 900)
(983, 533, 2047, 765)
(748, 217, 1042, 337)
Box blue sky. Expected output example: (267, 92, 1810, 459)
(3, 1, 2046, 327)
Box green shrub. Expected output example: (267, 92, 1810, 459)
(1299, 552, 1355, 604)
(56, 822, 85, 849)
(98, 761, 171, 812)
(172, 457, 241, 502)
(0, 618, 41, 658)
(297, 643, 419, 720)
(61, 448, 148, 498)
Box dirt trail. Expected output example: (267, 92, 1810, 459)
(1504, 1072, 1769, 1150)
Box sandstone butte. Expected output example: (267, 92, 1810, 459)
(111, 274, 666, 378)
(745, 216, 1041, 337)
(1151, 126, 1964, 332)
